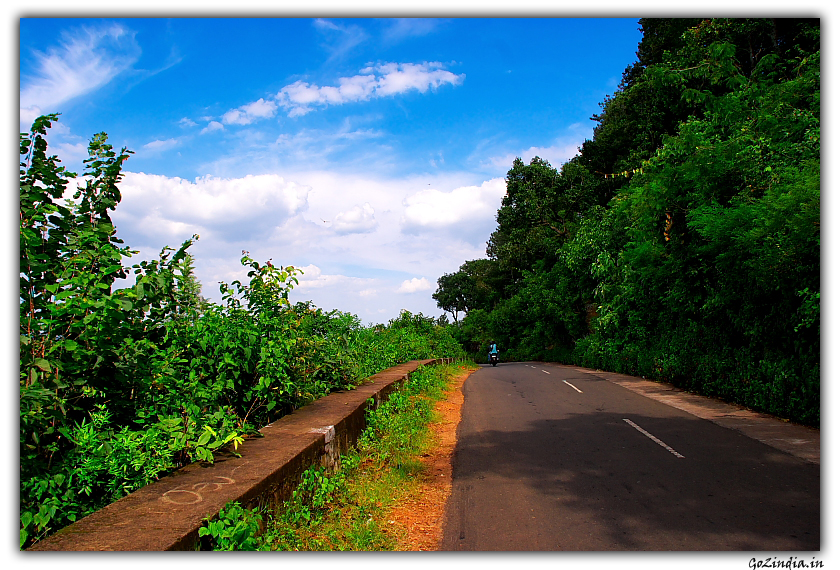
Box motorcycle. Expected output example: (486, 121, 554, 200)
(489, 353, 499, 367)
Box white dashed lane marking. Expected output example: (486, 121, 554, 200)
(623, 418, 685, 458)
(563, 380, 583, 393)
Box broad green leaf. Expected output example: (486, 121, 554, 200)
(196, 430, 212, 447)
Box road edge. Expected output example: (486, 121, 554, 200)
(552, 363, 819, 465)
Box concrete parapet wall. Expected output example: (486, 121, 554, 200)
(29, 358, 454, 551)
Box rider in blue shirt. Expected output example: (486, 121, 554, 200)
(488, 341, 499, 363)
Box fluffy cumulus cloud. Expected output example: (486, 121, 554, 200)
(112, 172, 310, 245)
(295, 264, 328, 287)
(89, 167, 503, 321)
(401, 178, 506, 243)
(201, 121, 224, 135)
(278, 76, 376, 118)
(365, 62, 459, 97)
(397, 277, 432, 294)
(222, 98, 278, 125)
(20, 23, 140, 125)
(332, 203, 377, 235)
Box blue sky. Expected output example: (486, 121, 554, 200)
(19, 17, 644, 322)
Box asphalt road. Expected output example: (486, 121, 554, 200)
(441, 362, 820, 551)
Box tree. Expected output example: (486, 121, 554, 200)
(437, 18, 820, 425)
(432, 271, 470, 322)
(432, 258, 501, 323)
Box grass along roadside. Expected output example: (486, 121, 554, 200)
(199, 360, 478, 551)
(383, 358, 472, 550)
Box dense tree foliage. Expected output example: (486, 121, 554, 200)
(19, 116, 462, 548)
(437, 18, 819, 425)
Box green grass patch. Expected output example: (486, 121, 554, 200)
(199, 360, 476, 551)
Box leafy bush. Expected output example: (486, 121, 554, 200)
(199, 501, 263, 551)
(281, 467, 346, 526)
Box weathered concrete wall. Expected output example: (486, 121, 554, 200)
(28, 358, 454, 551)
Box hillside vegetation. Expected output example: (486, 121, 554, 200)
(20, 115, 462, 548)
(435, 18, 820, 426)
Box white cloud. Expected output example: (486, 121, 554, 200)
(366, 62, 460, 97)
(296, 263, 324, 285)
(278, 78, 375, 117)
(113, 172, 310, 245)
(401, 178, 506, 235)
(222, 98, 278, 125)
(209, 61, 464, 127)
(201, 121, 224, 135)
(486, 141, 581, 172)
(99, 167, 499, 322)
(295, 264, 377, 294)
(483, 125, 591, 173)
(142, 138, 179, 153)
(51, 142, 89, 167)
(20, 24, 140, 122)
(398, 277, 432, 294)
(20, 107, 42, 128)
(276, 62, 464, 117)
(333, 203, 377, 235)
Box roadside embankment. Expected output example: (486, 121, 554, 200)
(28, 358, 453, 551)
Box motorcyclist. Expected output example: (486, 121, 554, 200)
(488, 341, 499, 364)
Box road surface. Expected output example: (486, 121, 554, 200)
(441, 362, 819, 551)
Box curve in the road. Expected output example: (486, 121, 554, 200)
(442, 362, 819, 551)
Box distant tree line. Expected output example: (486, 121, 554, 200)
(434, 18, 820, 426)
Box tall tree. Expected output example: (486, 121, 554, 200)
(439, 18, 820, 425)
